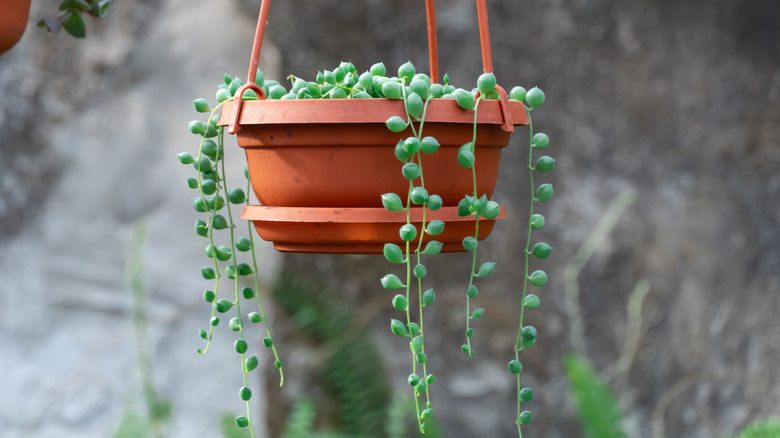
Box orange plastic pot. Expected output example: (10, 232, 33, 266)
(0, 0, 32, 55)
(242, 206, 507, 254)
(221, 0, 528, 254)
(217, 98, 528, 208)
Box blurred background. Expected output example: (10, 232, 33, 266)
(1, 0, 778, 437)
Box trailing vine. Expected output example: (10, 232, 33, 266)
(178, 74, 284, 436)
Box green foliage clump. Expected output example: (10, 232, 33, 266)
(564, 354, 627, 438)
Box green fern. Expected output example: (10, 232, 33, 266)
(564, 354, 627, 438)
(728, 419, 780, 438)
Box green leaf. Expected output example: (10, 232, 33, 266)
(399, 224, 417, 242)
(524, 294, 541, 309)
(526, 87, 545, 109)
(392, 294, 408, 311)
(245, 355, 259, 372)
(535, 183, 554, 202)
(509, 86, 527, 102)
(457, 150, 475, 168)
(383, 243, 405, 263)
(426, 194, 443, 211)
(426, 220, 444, 236)
(410, 186, 428, 205)
(466, 285, 478, 299)
(564, 354, 627, 438)
(406, 92, 423, 119)
(227, 187, 246, 204)
(390, 319, 409, 337)
(454, 88, 474, 110)
(193, 98, 211, 113)
(531, 242, 552, 259)
(381, 193, 404, 211)
(475, 262, 496, 277)
(530, 213, 546, 229)
(239, 386, 252, 401)
(421, 241, 442, 255)
(422, 289, 436, 306)
(248, 312, 262, 323)
(519, 387, 534, 402)
(188, 120, 205, 135)
(508, 359, 523, 374)
(370, 62, 386, 76)
(518, 411, 533, 425)
(420, 136, 440, 154)
(402, 162, 421, 180)
(534, 155, 556, 172)
(411, 335, 424, 352)
(229, 317, 241, 331)
(462, 236, 478, 252)
(216, 299, 234, 313)
(522, 326, 537, 341)
(477, 73, 497, 94)
(413, 264, 427, 278)
(382, 82, 403, 99)
(482, 201, 501, 219)
(531, 133, 550, 149)
(398, 61, 416, 80)
(234, 339, 248, 354)
(529, 270, 548, 287)
(381, 274, 405, 290)
(470, 308, 485, 319)
(235, 416, 249, 428)
(407, 322, 421, 336)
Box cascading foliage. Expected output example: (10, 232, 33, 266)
(180, 59, 552, 437)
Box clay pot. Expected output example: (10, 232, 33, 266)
(217, 97, 527, 254)
(0, 0, 32, 55)
(218, 98, 527, 208)
(242, 205, 507, 254)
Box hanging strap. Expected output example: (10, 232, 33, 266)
(230, 0, 513, 134)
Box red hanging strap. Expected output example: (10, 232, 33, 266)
(425, 0, 439, 83)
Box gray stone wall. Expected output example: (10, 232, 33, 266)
(1, 0, 778, 437)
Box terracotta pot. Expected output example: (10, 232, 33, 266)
(0, 0, 32, 55)
(242, 205, 507, 254)
(217, 98, 528, 208)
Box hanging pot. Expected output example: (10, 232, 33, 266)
(217, 0, 528, 254)
(0, 0, 32, 55)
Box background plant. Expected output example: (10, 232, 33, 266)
(37, 0, 111, 38)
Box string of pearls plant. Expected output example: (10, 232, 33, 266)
(179, 60, 551, 437)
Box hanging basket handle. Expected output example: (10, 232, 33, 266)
(231, 0, 504, 134)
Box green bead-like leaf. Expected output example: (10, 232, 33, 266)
(229, 317, 241, 331)
(391, 319, 410, 337)
(236, 237, 252, 252)
(188, 120, 205, 135)
(187, 177, 199, 189)
(457, 150, 475, 168)
(410, 78, 429, 100)
(192, 197, 208, 213)
(535, 183, 554, 202)
(408, 322, 421, 336)
(406, 92, 423, 119)
(62, 11, 86, 38)
(408, 373, 421, 386)
(403, 137, 421, 155)
(482, 201, 501, 219)
(242, 287, 255, 299)
(410, 187, 429, 205)
(248, 312, 263, 323)
(177, 152, 195, 165)
(263, 337, 273, 347)
(216, 87, 232, 102)
(392, 294, 408, 311)
(518, 411, 533, 424)
(216, 299, 234, 313)
(386, 116, 408, 132)
(422, 289, 435, 306)
(529, 270, 548, 287)
(383, 243, 405, 263)
(414, 264, 427, 278)
(398, 61, 416, 80)
(201, 267, 215, 279)
(522, 326, 537, 341)
(526, 87, 545, 109)
(210, 317, 219, 327)
(239, 386, 252, 401)
(416, 352, 427, 364)
(227, 187, 246, 204)
(530, 214, 546, 230)
(235, 416, 249, 428)
(477, 73, 497, 94)
(534, 156, 556, 172)
(382, 82, 403, 99)
(399, 224, 418, 242)
(466, 328, 474, 337)
(212, 215, 228, 230)
(402, 162, 421, 180)
(381, 274, 406, 290)
(193, 98, 211, 113)
(194, 219, 208, 237)
(531, 242, 552, 259)
(426, 220, 444, 236)
(234, 339, 248, 354)
(245, 355, 259, 372)
(203, 290, 216, 303)
(199, 328, 208, 340)
(421, 240, 443, 255)
(454, 88, 474, 110)
(475, 262, 496, 277)
(524, 294, 541, 309)
(215, 245, 232, 261)
(509, 86, 527, 102)
(381, 193, 404, 211)
(462, 236, 478, 252)
(411, 335, 424, 352)
(519, 387, 534, 402)
(508, 359, 523, 374)
(466, 285, 478, 299)
(420, 136, 440, 154)
(531, 133, 550, 149)
(470, 308, 485, 319)
(395, 140, 411, 162)
(426, 194, 443, 211)
(200, 179, 216, 195)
